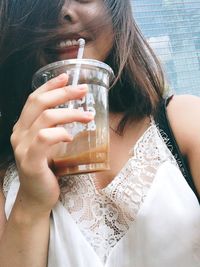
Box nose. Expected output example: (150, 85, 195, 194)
(60, 2, 78, 24)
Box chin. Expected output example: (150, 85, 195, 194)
(82, 51, 105, 62)
(84, 55, 105, 62)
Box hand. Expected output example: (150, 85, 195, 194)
(11, 73, 93, 214)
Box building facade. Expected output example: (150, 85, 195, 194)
(131, 0, 200, 96)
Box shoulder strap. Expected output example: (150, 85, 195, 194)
(155, 96, 200, 203)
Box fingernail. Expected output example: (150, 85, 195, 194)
(78, 84, 88, 90)
(58, 73, 67, 80)
(68, 134, 74, 141)
(85, 111, 94, 118)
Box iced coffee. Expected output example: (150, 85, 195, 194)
(32, 59, 114, 176)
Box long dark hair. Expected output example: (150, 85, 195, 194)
(105, 0, 165, 131)
(0, 0, 165, 169)
(0, 0, 65, 169)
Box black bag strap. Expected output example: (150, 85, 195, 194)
(155, 95, 200, 203)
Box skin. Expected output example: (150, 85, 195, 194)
(166, 95, 200, 196)
(0, 0, 200, 266)
(58, 0, 114, 61)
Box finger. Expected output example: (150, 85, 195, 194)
(12, 108, 94, 154)
(35, 84, 88, 109)
(31, 109, 94, 130)
(26, 127, 74, 161)
(35, 73, 69, 93)
(13, 109, 94, 150)
(17, 73, 69, 128)
(18, 84, 88, 129)
(16, 127, 73, 177)
(15, 74, 68, 128)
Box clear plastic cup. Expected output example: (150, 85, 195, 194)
(32, 59, 114, 176)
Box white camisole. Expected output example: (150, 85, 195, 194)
(3, 121, 200, 267)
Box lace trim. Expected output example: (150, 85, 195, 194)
(157, 124, 189, 181)
(2, 122, 178, 264)
(2, 162, 18, 198)
(59, 122, 177, 264)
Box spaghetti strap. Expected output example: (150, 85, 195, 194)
(155, 96, 200, 203)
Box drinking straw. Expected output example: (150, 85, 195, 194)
(67, 38, 85, 110)
(72, 38, 85, 86)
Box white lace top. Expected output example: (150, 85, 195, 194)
(3, 121, 200, 267)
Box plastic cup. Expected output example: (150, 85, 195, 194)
(32, 59, 114, 176)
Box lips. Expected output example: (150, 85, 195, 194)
(54, 39, 79, 58)
(49, 34, 88, 59)
(56, 39, 80, 49)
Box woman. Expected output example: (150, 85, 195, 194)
(0, 0, 200, 266)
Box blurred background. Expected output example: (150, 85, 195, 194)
(131, 0, 200, 96)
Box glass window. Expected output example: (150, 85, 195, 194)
(131, 0, 200, 96)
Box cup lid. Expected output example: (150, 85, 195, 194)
(33, 58, 114, 79)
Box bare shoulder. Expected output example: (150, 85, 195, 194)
(166, 94, 200, 155)
(166, 94, 200, 196)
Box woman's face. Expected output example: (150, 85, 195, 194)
(55, 0, 114, 61)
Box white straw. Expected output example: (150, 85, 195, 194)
(77, 38, 85, 61)
(72, 38, 85, 86)
(68, 38, 85, 109)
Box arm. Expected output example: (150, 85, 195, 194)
(0, 74, 93, 267)
(167, 94, 200, 196)
(0, 188, 50, 267)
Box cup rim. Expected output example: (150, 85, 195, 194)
(33, 58, 114, 78)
